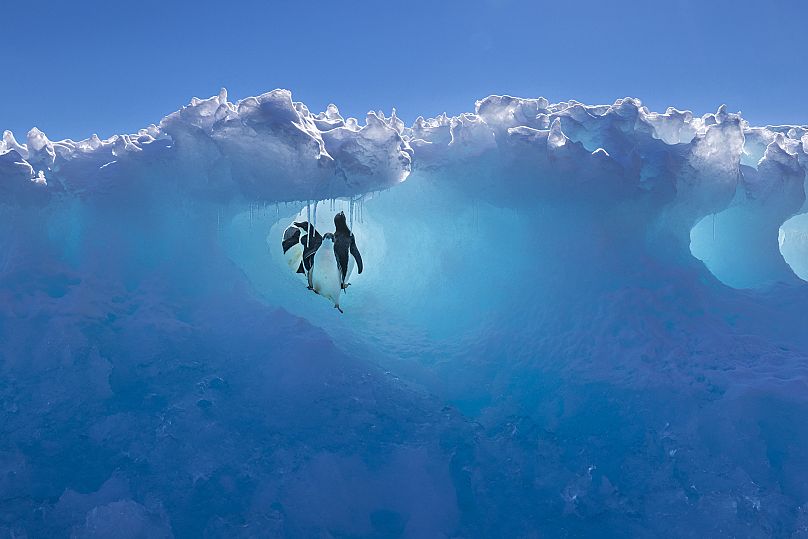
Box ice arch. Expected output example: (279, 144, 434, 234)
(689, 137, 806, 289)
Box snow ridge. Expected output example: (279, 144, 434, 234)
(2, 89, 805, 207)
(1, 88, 413, 203)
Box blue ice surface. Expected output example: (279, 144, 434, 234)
(1, 91, 808, 537)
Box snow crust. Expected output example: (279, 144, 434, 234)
(2, 89, 808, 537)
(1, 89, 412, 204)
(3, 89, 806, 288)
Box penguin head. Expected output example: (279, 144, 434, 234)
(334, 211, 349, 233)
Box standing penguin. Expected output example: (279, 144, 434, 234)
(332, 211, 363, 291)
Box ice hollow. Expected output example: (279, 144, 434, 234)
(781, 212, 808, 280)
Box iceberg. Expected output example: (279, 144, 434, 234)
(1, 88, 808, 537)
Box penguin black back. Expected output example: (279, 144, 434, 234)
(332, 211, 363, 284)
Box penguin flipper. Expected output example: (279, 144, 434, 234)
(350, 235, 363, 274)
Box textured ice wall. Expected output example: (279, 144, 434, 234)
(2, 90, 808, 537)
(3, 90, 806, 286)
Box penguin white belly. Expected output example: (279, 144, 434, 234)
(311, 238, 343, 308)
(284, 242, 303, 273)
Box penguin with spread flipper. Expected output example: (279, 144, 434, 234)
(281, 221, 322, 277)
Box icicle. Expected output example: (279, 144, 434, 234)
(306, 201, 311, 248)
(312, 199, 318, 231)
(349, 198, 354, 228)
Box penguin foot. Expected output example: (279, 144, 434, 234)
(335, 305, 344, 314)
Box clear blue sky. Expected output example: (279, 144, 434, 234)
(2, 0, 806, 141)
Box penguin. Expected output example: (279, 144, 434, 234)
(282, 212, 363, 313)
(281, 221, 322, 276)
(332, 211, 363, 291)
(310, 232, 345, 312)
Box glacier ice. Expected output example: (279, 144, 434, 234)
(2, 88, 808, 537)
